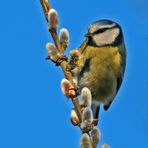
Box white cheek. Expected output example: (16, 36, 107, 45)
(94, 28, 119, 46)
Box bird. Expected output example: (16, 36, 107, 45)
(67, 19, 126, 123)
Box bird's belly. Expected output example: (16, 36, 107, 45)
(78, 63, 117, 105)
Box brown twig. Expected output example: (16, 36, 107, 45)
(40, 0, 51, 21)
(40, 0, 82, 122)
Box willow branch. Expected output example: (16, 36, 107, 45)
(40, 0, 82, 122)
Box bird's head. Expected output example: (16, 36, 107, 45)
(85, 19, 123, 47)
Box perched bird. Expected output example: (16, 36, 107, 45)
(67, 19, 126, 122)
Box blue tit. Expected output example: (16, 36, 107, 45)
(67, 19, 126, 123)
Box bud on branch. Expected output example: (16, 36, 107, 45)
(48, 9, 59, 30)
(59, 28, 70, 49)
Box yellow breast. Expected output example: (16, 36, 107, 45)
(80, 46, 121, 77)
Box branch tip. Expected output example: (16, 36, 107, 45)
(40, 0, 51, 19)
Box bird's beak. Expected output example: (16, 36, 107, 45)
(85, 32, 92, 37)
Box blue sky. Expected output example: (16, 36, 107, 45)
(0, 0, 148, 148)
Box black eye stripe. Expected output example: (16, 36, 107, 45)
(94, 28, 108, 34)
(93, 26, 118, 35)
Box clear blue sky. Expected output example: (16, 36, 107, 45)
(0, 0, 148, 148)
